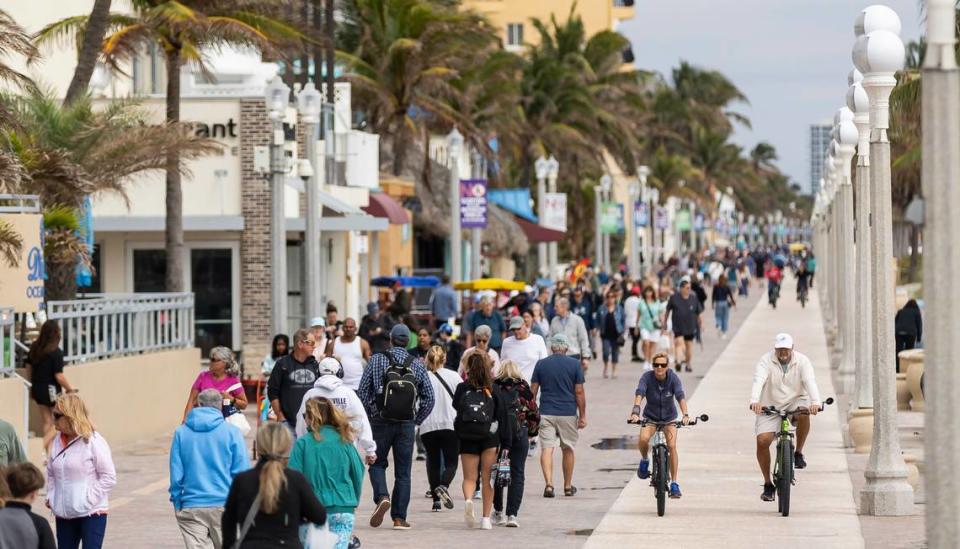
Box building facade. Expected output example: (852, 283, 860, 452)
(809, 123, 832, 194)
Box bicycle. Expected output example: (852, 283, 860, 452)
(627, 414, 709, 517)
(797, 284, 808, 308)
(760, 397, 833, 516)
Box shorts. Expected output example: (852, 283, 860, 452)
(641, 329, 661, 342)
(458, 433, 499, 455)
(676, 333, 695, 342)
(601, 338, 620, 363)
(539, 415, 579, 449)
(754, 398, 810, 435)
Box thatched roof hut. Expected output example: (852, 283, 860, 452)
(384, 145, 530, 257)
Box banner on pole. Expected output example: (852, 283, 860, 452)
(654, 207, 669, 230)
(600, 202, 624, 234)
(460, 179, 488, 229)
(693, 212, 705, 232)
(634, 201, 648, 228)
(543, 192, 567, 232)
(674, 210, 692, 232)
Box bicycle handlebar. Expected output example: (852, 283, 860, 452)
(759, 397, 834, 416)
(627, 414, 709, 427)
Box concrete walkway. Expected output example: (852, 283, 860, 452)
(586, 282, 864, 549)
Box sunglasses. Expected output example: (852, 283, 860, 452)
(653, 363, 669, 369)
(476, 339, 489, 344)
(301, 340, 316, 346)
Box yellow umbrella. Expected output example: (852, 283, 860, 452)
(789, 242, 807, 252)
(453, 278, 527, 291)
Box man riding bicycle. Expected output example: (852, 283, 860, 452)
(749, 333, 822, 502)
(764, 261, 783, 305)
(629, 352, 690, 499)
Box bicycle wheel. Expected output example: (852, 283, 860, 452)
(654, 446, 668, 517)
(778, 438, 793, 517)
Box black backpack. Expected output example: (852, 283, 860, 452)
(498, 382, 523, 434)
(377, 352, 418, 422)
(457, 386, 494, 440)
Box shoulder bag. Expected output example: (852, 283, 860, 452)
(432, 371, 456, 399)
(231, 492, 262, 549)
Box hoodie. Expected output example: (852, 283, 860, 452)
(295, 376, 377, 459)
(289, 425, 364, 515)
(169, 407, 249, 511)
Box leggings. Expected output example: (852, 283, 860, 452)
(421, 429, 460, 501)
(56, 515, 107, 549)
(328, 513, 355, 549)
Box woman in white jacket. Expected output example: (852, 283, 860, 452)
(295, 357, 377, 464)
(420, 345, 462, 512)
(46, 393, 117, 549)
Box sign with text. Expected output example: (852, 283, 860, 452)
(460, 179, 488, 229)
(654, 207, 669, 230)
(0, 213, 44, 312)
(675, 210, 692, 232)
(694, 212, 705, 232)
(600, 202, 624, 234)
(543, 192, 567, 232)
(634, 201, 648, 228)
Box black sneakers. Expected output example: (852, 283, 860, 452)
(794, 452, 807, 469)
(761, 483, 776, 502)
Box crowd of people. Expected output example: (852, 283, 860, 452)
(0, 242, 842, 549)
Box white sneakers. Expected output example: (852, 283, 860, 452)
(491, 510, 504, 525)
(479, 517, 493, 530)
(463, 500, 476, 528)
(506, 515, 519, 528)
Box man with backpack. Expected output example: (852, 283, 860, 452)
(357, 324, 436, 530)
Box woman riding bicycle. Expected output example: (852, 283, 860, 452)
(628, 352, 690, 499)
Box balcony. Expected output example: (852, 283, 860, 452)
(613, 0, 635, 21)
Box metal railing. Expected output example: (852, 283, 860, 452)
(0, 307, 31, 448)
(47, 293, 195, 364)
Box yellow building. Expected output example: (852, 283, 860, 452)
(462, 0, 635, 52)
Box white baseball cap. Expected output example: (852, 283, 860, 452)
(774, 333, 794, 349)
(309, 316, 325, 327)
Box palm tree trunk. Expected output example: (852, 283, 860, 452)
(46, 259, 78, 302)
(63, 0, 112, 106)
(164, 48, 184, 292)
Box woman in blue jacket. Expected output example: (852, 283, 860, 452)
(596, 291, 625, 379)
(289, 397, 364, 549)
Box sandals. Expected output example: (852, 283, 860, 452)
(543, 485, 555, 498)
(564, 486, 578, 497)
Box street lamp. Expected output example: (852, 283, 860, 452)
(921, 0, 960, 540)
(546, 155, 560, 275)
(297, 81, 323, 321)
(632, 164, 649, 278)
(835, 106, 858, 395)
(853, 5, 914, 515)
(600, 174, 613, 273)
(447, 128, 464, 284)
(535, 155, 550, 278)
(264, 76, 290, 337)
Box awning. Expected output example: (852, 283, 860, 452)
(514, 216, 565, 243)
(363, 192, 410, 224)
(488, 188, 537, 222)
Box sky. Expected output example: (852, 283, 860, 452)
(618, 0, 922, 194)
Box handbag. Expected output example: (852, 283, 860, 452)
(302, 522, 338, 549)
(494, 449, 511, 488)
(225, 412, 252, 436)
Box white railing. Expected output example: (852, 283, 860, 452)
(47, 293, 195, 364)
(0, 306, 31, 448)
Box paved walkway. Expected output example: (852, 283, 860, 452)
(585, 280, 864, 548)
(32, 283, 763, 548)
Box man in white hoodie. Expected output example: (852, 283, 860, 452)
(749, 333, 822, 503)
(296, 357, 377, 465)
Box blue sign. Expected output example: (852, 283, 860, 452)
(654, 207, 669, 230)
(634, 201, 648, 228)
(693, 213, 705, 232)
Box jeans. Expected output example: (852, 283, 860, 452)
(601, 337, 620, 363)
(370, 421, 416, 520)
(56, 515, 108, 549)
(714, 301, 730, 334)
(493, 432, 529, 517)
(421, 429, 459, 501)
(175, 507, 223, 549)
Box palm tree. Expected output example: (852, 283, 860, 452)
(750, 142, 778, 172)
(0, 218, 22, 268)
(1, 91, 219, 300)
(62, 0, 113, 106)
(36, 1, 302, 292)
(339, 0, 498, 176)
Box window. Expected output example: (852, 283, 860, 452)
(133, 249, 166, 292)
(191, 249, 234, 355)
(506, 23, 524, 47)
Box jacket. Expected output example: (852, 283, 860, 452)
(0, 501, 56, 549)
(221, 464, 326, 549)
(750, 350, 822, 410)
(169, 407, 250, 511)
(289, 425, 365, 514)
(596, 304, 625, 337)
(420, 368, 462, 435)
(46, 431, 117, 519)
(295, 375, 377, 458)
(894, 306, 923, 340)
(429, 284, 458, 323)
(548, 313, 592, 359)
